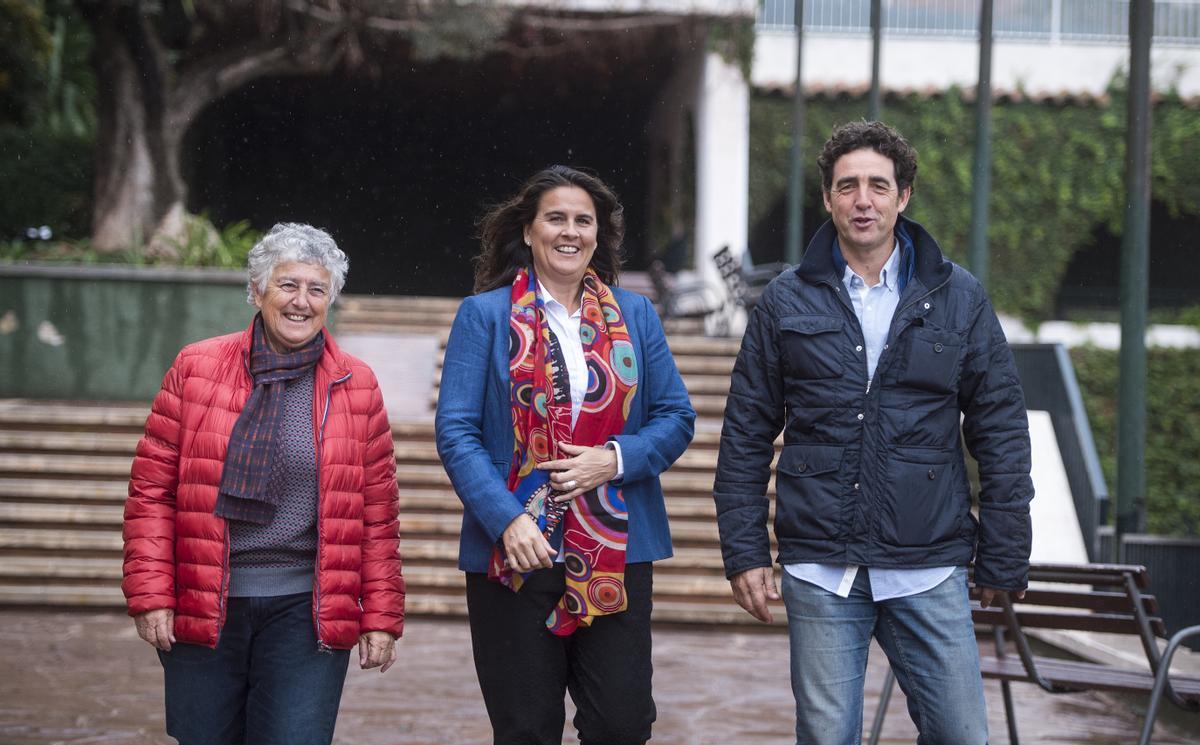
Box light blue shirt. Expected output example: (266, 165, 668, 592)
(784, 241, 954, 601)
(847, 241, 902, 385)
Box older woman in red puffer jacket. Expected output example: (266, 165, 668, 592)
(123, 222, 405, 745)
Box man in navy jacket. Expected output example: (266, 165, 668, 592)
(713, 121, 1033, 744)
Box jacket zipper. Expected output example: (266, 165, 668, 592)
(216, 521, 231, 644)
(313, 369, 353, 651)
(825, 278, 874, 396)
(216, 346, 255, 645)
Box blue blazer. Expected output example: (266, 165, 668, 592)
(435, 285, 696, 572)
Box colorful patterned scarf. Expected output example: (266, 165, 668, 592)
(492, 266, 638, 636)
(215, 314, 325, 524)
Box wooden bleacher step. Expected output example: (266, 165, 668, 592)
(0, 299, 776, 625)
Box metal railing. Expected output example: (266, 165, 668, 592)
(1099, 529, 1200, 650)
(757, 0, 1200, 45)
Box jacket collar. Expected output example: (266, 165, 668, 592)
(796, 215, 951, 293)
(237, 315, 351, 381)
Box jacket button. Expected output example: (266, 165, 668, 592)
(856, 345, 864, 352)
(924, 302, 931, 309)
(798, 463, 808, 473)
(853, 482, 860, 490)
(934, 343, 944, 353)
(927, 469, 936, 480)
(856, 413, 864, 421)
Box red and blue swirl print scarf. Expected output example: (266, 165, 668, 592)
(491, 266, 638, 636)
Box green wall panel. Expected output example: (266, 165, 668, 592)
(0, 265, 253, 400)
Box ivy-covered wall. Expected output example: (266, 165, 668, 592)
(749, 87, 1200, 321)
(1071, 347, 1200, 536)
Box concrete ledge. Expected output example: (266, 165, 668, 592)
(0, 261, 245, 284)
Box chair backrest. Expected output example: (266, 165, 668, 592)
(970, 563, 1167, 639)
(647, 260, 672, 315)
(712, 245, 751, 308)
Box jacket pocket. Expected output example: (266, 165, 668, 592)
(879, 447, 966, 547)
(774, 444, 847, 541)
(780, 315, 845, 380)
(897, 326, 962, 393)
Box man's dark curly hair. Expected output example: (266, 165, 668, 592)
(816, 120, 918, 194)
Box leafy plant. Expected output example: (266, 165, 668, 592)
(750, 85, 1200, 322)
(1, 215, 259, 270)
(1071, 347, 1200, 536)
(0, 125, 93, 241)
(161, 214, 260, 269)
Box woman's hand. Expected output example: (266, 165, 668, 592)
(501, 513, 557, 572)
(134, 608, 175, 651)
(537, 443, 618, 503)
(358, 631, 397, 673)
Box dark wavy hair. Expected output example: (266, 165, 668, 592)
(816, 120, 918, 194)
(473, 165, 625, 294)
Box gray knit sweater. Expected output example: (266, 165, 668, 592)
(228, 368, 318, 597)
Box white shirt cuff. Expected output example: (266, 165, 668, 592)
(604, 440, 625, 481)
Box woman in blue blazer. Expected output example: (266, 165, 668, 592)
(435, 166, 695, 745)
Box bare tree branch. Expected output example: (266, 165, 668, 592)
(167, 24, 345, 133)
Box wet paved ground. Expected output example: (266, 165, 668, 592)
(1, 610, 1196, 744)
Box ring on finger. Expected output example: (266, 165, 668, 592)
(563, 480, 577, 490)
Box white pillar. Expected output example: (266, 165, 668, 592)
(695, 51, 750, 332)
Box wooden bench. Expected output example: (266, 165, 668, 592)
(867, 562, 1200, 745)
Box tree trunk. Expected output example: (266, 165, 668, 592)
(81, 1, 392, 255)
(86, 4, 185, 253)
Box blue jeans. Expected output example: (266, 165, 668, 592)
(157, 593, 350, 745)
(780, 566, 987, 745)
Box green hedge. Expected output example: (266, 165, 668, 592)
(1070, 347, 1200, 536)
(750, 88, 1200, 321)
(0, 125, 93, 240)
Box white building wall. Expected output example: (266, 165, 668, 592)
(753, 31, 1200, 96)
(695, 51, 751, 330)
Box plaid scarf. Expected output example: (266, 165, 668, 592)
(492, 267, 638, 636)
(215, 314, 325, 525)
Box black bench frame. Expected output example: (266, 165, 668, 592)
(711, 244, 786, 312)
(647, 259, 716, 321)
(867, 562, 1200, 745)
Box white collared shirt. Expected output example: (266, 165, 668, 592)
(783, 242, 953, 601)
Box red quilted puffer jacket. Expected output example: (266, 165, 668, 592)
(123, 320, 405, 649)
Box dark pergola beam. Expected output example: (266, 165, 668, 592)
(868, 0, 882, 121)
(968, 0, 994, 288)
(785, 0, 806, 264)
(1116, 0, 1154, 559)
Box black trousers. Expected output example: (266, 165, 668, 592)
(465, 562, 656, 745)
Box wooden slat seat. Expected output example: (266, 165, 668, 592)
(974, 606, 1169, 637)
(978, 655, 1200, 698)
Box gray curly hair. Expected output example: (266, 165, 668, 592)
(246, 223, 349, 305)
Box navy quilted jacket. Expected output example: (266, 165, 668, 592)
(713, 216, 1033, 591)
